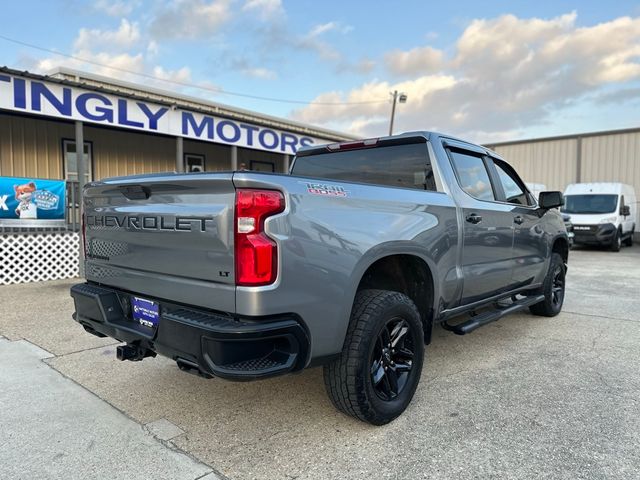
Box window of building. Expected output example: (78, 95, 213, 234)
(185, 153, 205, 172)
(63, 140, 92, 183)
(448, 149, 495, 201)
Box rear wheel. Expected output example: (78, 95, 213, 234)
(530, 253, 566, 317)
(611, 229, 622, 252)
(323, 289, 424, 425)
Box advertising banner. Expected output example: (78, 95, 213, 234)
(0, 176, 66, 222)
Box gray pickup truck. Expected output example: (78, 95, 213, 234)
(71, 131, 569, 425)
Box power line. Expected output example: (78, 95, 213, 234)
(0, 34, 387, 106)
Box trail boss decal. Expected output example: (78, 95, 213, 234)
(303, 182, 349, 197)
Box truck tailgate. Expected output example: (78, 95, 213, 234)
(83, 172, 236, 312)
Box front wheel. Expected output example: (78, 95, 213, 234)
(323, 289, 424, 425)
(623, 231, 634, 247)
(611, 229, 622, 251)
(530, 253, 566, 317)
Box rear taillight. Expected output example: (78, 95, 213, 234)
(235, 189, 285, 286)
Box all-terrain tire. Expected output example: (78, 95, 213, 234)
(529, 253, 566, 317)
(323, 289, 424, 425)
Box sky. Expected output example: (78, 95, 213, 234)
(1, 0, 640, 143)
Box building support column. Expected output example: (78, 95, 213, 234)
(283, 154, 291, 173)
(75, 121, 86, 276)
(176, 136, 184, 173)
(231, 145, 238, 171)
(575, 137, 582, 183)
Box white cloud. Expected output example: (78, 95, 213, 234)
(242, 0, 283, 20)
(36, 51, 145, 79)
(147, 40, 159, 57)
(150, 0, 234, 40)
(338, 58, 376, 74)
(291, 75, 457, 134)
(74, 19, 141, 51)
(292, 13, 640, 141)
(93, 0, 139, 17)
(242, 67, 277, 79)
(152, 65, 193, 83)
(308, 22, 338, 37)
(385, 46, 444, 75)
(293, 21, 353, 62)
(308, 21, 353, 37)
(228, 56, 277, 80)
(31, 21, 197, 92)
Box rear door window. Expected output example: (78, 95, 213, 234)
(291, 143, 437, 191)
(448, 149, 495, 201)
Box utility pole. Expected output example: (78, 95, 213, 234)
(388, 90, 407, 136)
(389, 91, 398, 136)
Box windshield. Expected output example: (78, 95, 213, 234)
(561, 194, 618, 214)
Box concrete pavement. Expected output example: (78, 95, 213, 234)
(0, 337, 218, 480)
(0, 245, 639, 479)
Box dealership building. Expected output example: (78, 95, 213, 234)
(0, 66, 353, 284)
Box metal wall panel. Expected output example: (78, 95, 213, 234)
(580, 132, 640, 186)
(0, 113, 73, 179)
(581, 131, 640, 228)
(491, 139, 577, 192)
(86, 126, 175, 179)
(0, 114, 287, 182)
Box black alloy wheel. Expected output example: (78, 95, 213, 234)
(551, 265, 565, 308)
(530, 252, 566, 317)
(370, 317, 415, 401)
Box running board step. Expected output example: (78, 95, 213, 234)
(443, 295, 545, 335)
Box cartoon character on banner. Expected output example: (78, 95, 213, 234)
(14, 182, 38, 219)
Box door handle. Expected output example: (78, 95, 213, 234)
(514, 215, 524, 225)
(465, 213, 482, 224)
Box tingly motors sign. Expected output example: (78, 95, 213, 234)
(0, 73, 327, 155)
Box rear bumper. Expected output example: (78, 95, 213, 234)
(573, 223, 616, 245)
(70, 282, 309, 380)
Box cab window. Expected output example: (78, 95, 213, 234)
(291, 143, 437, 191)
(448, 149, 495, 201)
(492, 159, 533, 206)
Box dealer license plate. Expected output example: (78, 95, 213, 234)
(131, 296, 160, 329)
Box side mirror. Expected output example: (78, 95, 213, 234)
(621, 205, 631, 217)
(539, 191, 564, 210)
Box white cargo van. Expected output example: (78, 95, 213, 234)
(561, 183, 636, 251)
